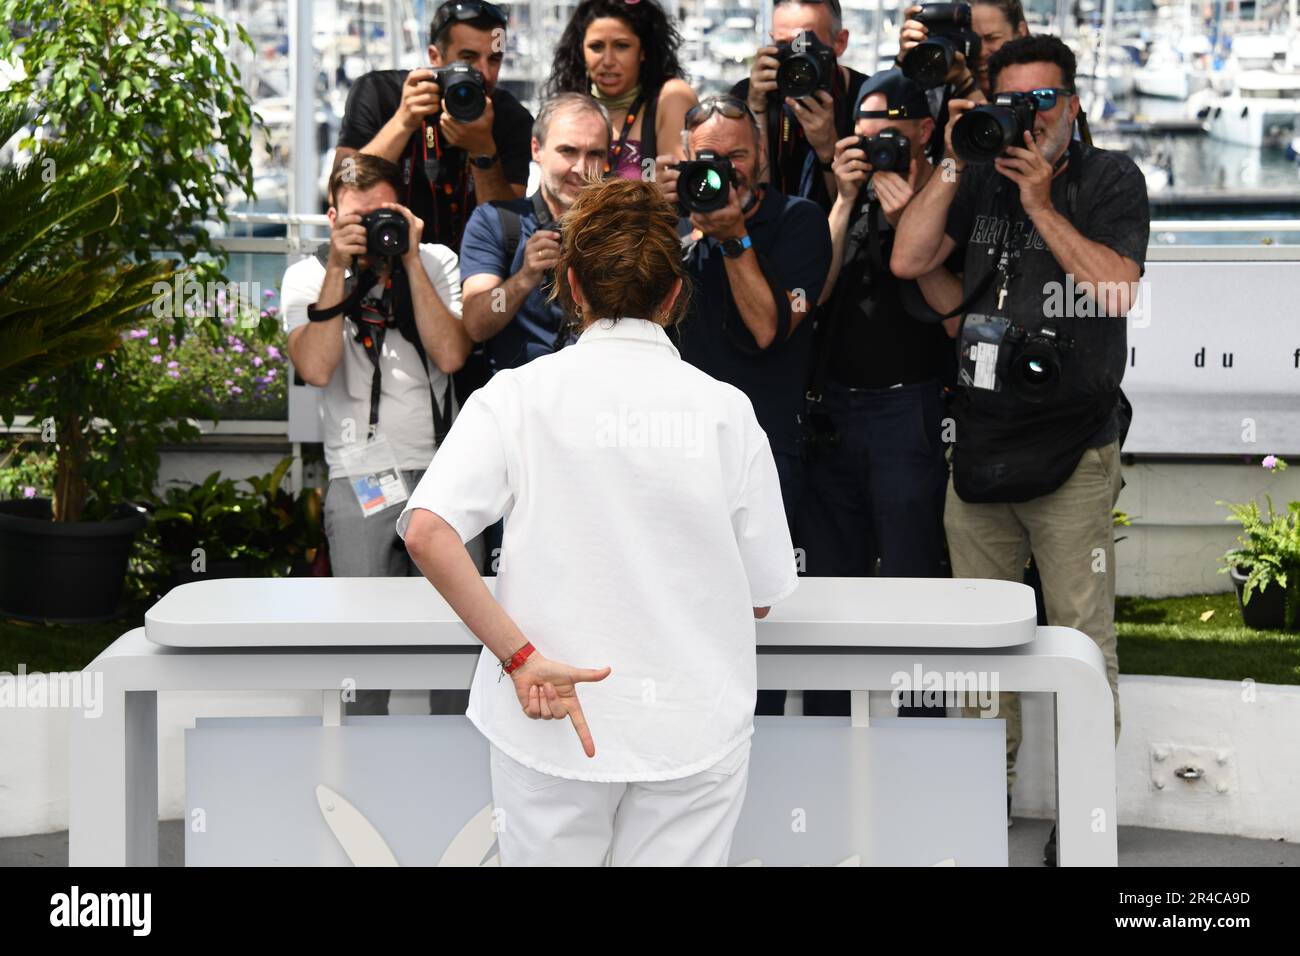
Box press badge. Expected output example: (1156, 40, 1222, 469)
(958, 312, 1011, 392)
(339, 436, 410, 517)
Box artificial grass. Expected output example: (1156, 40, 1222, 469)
(1116, 592, 1300, 686)
(1, 592, 1297, 685)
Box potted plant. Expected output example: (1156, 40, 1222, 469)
(1218, 456, 1298, 631)
(0, 0, 257, 620)
(151, 458, 323, 592)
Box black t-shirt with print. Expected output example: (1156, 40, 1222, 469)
(825, 186, 962, 389)
(944, 142, 1149, 464)
(338, 70, 534, 253)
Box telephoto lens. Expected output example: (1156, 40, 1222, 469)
(360, 209, 410, 258)
(433, 63, 487, 122)
(860, 129, 911, 174)
(674, 150, 737, 214)
(775, 30, 837, 100)
(952, 91, 1038, 163)
(903, 3, 980, 90)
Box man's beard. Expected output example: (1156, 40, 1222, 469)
(1040, 111, 1073, 165)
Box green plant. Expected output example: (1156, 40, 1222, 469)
(1218, 456, 1299, 629)
(0, 0, 261, 520)
(152, 458, 322, 580)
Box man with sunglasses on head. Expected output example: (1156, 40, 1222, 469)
(893, 35, 1148, 862)
(797, 70, 963, 719)
(333, 0, 534, 254)
(730, 0, 870, 215)
(658, 96, 831, 716)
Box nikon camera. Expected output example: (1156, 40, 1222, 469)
(952, 91, 1038, 163)
(673, 151, 739, 214)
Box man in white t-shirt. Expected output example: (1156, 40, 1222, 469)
(399, 178, 798, 866)
(281, 153, 471, 715)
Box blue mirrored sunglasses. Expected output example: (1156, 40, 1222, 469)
(1027, 87, 1075, 110)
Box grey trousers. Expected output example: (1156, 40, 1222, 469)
(323, 469, 474, 716)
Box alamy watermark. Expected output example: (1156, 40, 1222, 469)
(889, 664, 999, 715)
(595, 404, 709, 457)
(0, 664, 103, 718)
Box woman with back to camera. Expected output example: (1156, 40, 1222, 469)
(544, 0, 698, 178)
(399, 177, 798, 867)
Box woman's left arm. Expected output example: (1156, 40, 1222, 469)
(404, 508, 526, 663)
(656, 78, 699, 162)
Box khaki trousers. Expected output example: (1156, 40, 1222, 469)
(945, 441, 1124, 791)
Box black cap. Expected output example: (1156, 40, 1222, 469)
(855, 69, 932, 121)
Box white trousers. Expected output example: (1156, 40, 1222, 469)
(489, 739, 752, 867)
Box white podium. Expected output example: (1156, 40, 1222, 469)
(69, 576, 1117, 866)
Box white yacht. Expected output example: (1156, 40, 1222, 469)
(1189, 68, 1300, 148)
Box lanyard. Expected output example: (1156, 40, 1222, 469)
(605, 94, 645, 174)
(411, 119, 470, 249)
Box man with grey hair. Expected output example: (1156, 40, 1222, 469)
(457, 91, 612, 573)
(459, 92, 612, 374)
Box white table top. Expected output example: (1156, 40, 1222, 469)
(143, 576, 1037, 649)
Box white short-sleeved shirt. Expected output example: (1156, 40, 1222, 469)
(397, 317, 798, 782)
(280, 244, 462, 479)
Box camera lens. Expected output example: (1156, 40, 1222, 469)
(442, 74, 486, 122)
(1010, 346, 1061, 401)
(376, 225, 402, 253)
(903, 39, 953, 90)
(778, 57, 819, 98)
(687, 167, 723, 201)
(954, 107, 1017, 163)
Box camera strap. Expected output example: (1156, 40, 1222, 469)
(310, 247, 452, 447)
(806, 198, 876, 405)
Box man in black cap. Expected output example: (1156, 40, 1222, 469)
(798, 70, 963, 717)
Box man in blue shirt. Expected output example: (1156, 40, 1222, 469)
(459, 93, 612, 374)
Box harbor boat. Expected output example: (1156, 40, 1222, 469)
(1134, 42, 1210, 99)
(1189, 68, 1300, 148)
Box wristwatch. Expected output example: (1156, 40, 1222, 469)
(469, 152, 498, 169)
(720, 233, 752, 258)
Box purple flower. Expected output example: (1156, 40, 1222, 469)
(264, 289, 275, 299)
(168, 370, 180, 378)
(148, 336, 158, 346)
(267, 306, 278, 315)
(231, 342, 245, 354)
(128, 329, 148, 339)
(1263, 455, 1278, 470)
(95, 360, 104, 371)
(167, 360, 179, 369)
(151, 354, 162, 364)
(230, 385, 243, 395)
(223, 379, 233, 387)
(266, 346, 281, 360)
(265, 368, 277, 379)
(23, 486, 36, 499)
(233, 367, 244, 375)
(252, 356, 263, 367)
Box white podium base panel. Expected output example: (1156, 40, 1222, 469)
(185, 715, 1006, 866)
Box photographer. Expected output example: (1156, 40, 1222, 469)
(333, 0, 534, 253)
(799, 71, 962, 718)
(730, 0, 870, 214)
(659, 96, 830, 718)
(659, 96, 831, 524)
(893, 35, 1149, 860)
(898, 1, 1028, 101)
(281, 154, 472, 715)
(460, 94, 611, 374)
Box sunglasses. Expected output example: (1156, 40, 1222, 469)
(685, 96, 757, 129)
(431, 0, 508, 38)
(1022, 87, 1075, 111)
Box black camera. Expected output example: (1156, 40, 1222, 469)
(860, 129, 911, 174)
(431, 63, 487, 122)
(359, 209, 409, 258)
(673, 150, 738, 214)
(903, 3, 982, 90)
(999, 323, 1073, 402)
(952, 91, 1038, 163)
(775, 30, 837, 99)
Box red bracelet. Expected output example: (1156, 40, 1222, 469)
(500, 642, 535, 679)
